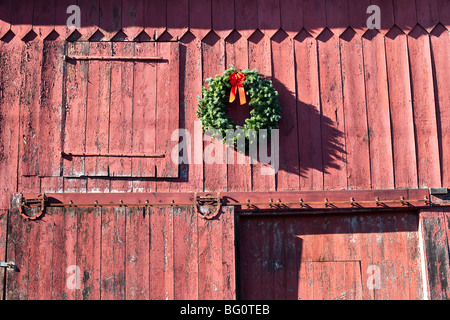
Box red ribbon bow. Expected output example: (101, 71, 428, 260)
(229, 71, 246, 105)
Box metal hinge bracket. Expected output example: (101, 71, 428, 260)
(0, 261, 18, 271)
(194, 193, 222, 220)
(19, 193, 47, 220)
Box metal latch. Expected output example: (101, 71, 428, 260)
(19, 193, 47, 220)
(0, 261, 18, 271)
(194, 193, 222, 220)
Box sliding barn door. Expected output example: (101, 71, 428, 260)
(239, 211, 425, 300)
(4, 205, 235, 300)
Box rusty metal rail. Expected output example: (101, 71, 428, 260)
(64, 55, 164, 61)
(60, 151, 165, 158)
(18, 195, 431, 209)
(14, 189, 434, 220)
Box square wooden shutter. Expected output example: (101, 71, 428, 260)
(62, 41, 179, 178)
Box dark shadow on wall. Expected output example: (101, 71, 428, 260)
(271, 77, 346, 179)
(238, 210, 419, 300)
(172, 30, 347, 186)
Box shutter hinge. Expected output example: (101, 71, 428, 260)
(194, 193, 222, 220)
(19, 193, 47, 220)
(0, 261, 18, 271)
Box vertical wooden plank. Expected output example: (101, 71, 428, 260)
(393, 0, 417, 33)
(158, 32, 203, 192)
(143, 0, 166, 39)
(437, 0, 450, 26)
(189, 0, 211, 41)
(280, 0, 303, 39)
(272, 217, 286, 300)
(370, 0, 395, 35)
(178, 33, 203, 192)
(0, 37, 21, 209)
(51, 207, 78, 300)
(39, 39, 65, 177)
(198, 213, 222, 300)
(391, 215, 408, 299)
(0, 0, 12, 39)
(348, 0, 371, 36)
(166, 0, 189, 40)
(85, 42, 112, 177)
(101, 207, 126, 300)
(149, 206, 174, 300)
(201, 32, 226, 191)
(10, 0, 33, 40)
(0, 210, 8, 300)
(63, 42, 89, 177)
(77, 207, 102, 300)
(302, 0, 326, 38)
(420, 208, 450, 300)
(197, 207, 235, 299)
(359, 215, 376, 300)
(248, 30, 276, 191)
(295, 30, 323, 190)
(122, 0, 144, 41)
(272, 30, 299, 191)
(340, 28, 371, 189)
(32, 0, 55, 40)
(344, 261, 363, 300)
(238, 218, 252, 299)
(362, 30, 394, 189)
(5, 208, 32, 300)
(235, 0, 258, 39)
(312, 261, 325, 300)
(416, 0, 439, 32)
(408, 25, 441, 188)
(125, 207, 150, 300)
(385, 26, 417, 188)
(54, 0, 75, 40)
(19, 211, 40, 300)
(173, 206, 198, 299)
(221, 206, 236, 300)
(31, 208, 55, 300)
(325, 0, 349, 36)
(131, 42, 157, 181)
(404, 213, 423, 300)
(78, 0, 100, 41)
(317, 28, 347, 190)
(260, 217, 274, 299)
(109, 42, 133, 177)
(258, 0, 281, 39)
(156, 42, 180, 178)
(212, 0, 235, 39)
(430, 24, 450, 187)
(298, 261, 314, 299)
(99, 0, 122, 41)
(18, 39, 43, 178)
(225, 30, 251, 192)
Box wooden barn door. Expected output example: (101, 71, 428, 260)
(3, 205, 236, 300)
(239, 211, 425, 300)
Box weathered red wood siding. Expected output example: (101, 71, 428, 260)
(0, 0, 450, 300)
(5, 203, 236, 300)
(240, 211, 425, 300)
(0, 0, 449, 202)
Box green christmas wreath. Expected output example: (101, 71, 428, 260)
(197, 66, 282, 146)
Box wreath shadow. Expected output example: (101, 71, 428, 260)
(218, 77, 346, 181)
(175, 36, 346, 188)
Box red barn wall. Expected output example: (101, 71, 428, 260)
(0, 0, 450, 300)
(0, 0, 449, 208)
